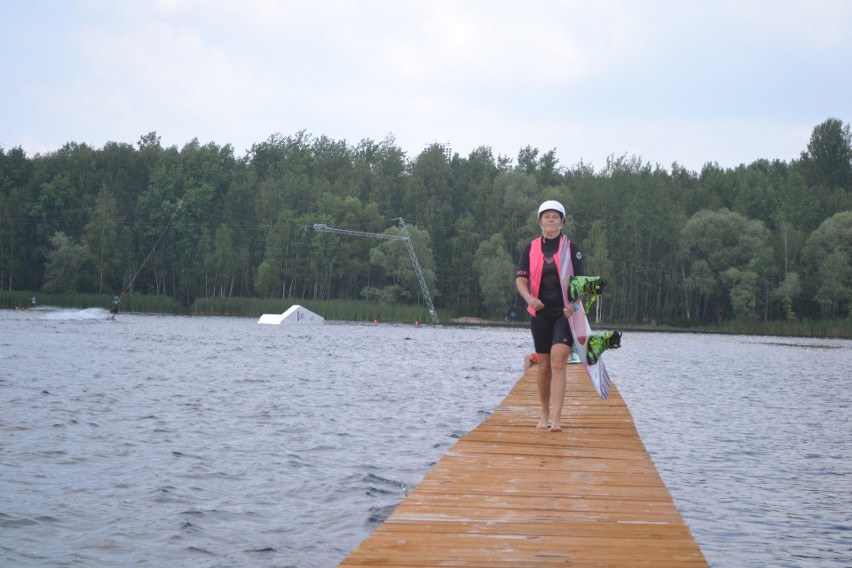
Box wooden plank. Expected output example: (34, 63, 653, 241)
(339, 364, 708, 567)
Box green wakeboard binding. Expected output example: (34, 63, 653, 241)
(586, 329, 622, 365)
(567, 276, 607, 310)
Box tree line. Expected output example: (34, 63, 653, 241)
(0, 119, 850, 325)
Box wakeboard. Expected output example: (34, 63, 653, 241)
(566, 296, 613, 400)
(559, 241, 621, 399)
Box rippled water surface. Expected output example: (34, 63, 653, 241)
(608, 332, 851, 567)
(1, 309, 850, 567)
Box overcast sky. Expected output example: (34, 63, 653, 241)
(2, 0, 850, 172)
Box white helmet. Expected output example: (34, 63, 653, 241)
(538, 200, 565, 219)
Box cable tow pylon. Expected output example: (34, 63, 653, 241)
(311, 218, 439, 324)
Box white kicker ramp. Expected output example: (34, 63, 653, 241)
(257, 304, 324, 324)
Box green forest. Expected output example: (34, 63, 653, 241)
(1, 118, 850, 333)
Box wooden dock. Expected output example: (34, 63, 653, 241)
(339, 364, 709, 567)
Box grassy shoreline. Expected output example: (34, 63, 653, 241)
(445, 318, 851, 339)
(3, 291, 849, 339)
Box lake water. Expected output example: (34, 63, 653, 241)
(1, 309, 849, 567)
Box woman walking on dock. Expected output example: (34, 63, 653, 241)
(515, 200, 585, 432)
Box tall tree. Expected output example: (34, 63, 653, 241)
(458, 146, 500, 237)
(498, 170, 538, 251)
(516, 145, 539, 175)
(581, 220, 614, 323)
(680, 209, 773, 324)
(445, 213, 481, 314)
(82, 188, 125, 293)
(474, 233, 515, 318)
(0, 147, 32, 289)
(801, 210, 852, 318)
(256, 209, 301, 298)
(42, 232, 90, 293)
(354, 135, 407, 217)
(773, 271, 801, 321)
(799, 118, 852, 190)
(0, 191, 12, 290)
(797, 118, 852, 217)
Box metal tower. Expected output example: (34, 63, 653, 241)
(311, 218, 439, 323)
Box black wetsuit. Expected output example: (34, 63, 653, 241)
(517, 235, 585, 353)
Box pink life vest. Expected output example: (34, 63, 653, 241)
(526, 235, 572, 317)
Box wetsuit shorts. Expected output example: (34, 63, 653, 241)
(530, 306, 574, 354)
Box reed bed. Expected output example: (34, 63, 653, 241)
(718, 318, 851, 339)
(3, 290, 847, 337)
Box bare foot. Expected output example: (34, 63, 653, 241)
(536, 417, 549, 429)
(549, 423, 563, 432)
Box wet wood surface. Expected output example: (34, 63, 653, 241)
(339, 363, 708, 566)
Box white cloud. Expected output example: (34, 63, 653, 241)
(2, 0, 850, 170)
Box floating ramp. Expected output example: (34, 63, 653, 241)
(339, 363, 708, 566)
(257, 304, 324, 325)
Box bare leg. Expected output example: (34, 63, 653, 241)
(536, 353, 551, 429)
(549, 343, 570, 432)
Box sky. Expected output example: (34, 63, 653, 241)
(2, 0, 851, 172)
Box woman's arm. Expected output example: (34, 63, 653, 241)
(517, 276, 544, 312)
